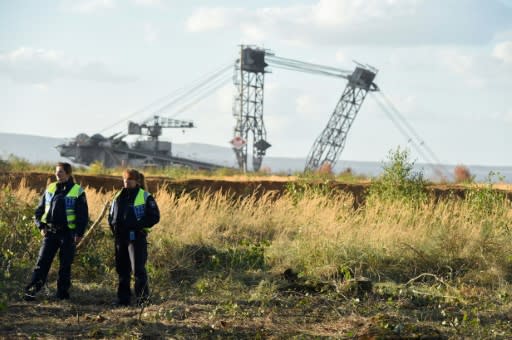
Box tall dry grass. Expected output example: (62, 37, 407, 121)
(2, 180, 511, 288)
(149, 187, 512, 286)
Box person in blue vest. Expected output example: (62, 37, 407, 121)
(108, 169, 160, 306)
(24, 162, 89, 301)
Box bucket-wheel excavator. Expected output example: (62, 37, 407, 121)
(231, 45, 378, 172)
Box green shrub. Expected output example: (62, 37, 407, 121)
(368, 147, 427, 204)
(0, 187, 40, 278)
(5, 155, 32, 172)
(87, 161, 109, 175)
(465, 171, 508, 220)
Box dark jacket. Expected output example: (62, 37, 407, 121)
(34, 179, 89, 237)
(108, 187, 160, 239)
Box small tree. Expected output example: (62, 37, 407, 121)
(368, 147, 427, 204)
(453, 164, 472, 183)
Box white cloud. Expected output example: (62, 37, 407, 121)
(133, 0, 161, 6)
(384, 94, 418, 117)
(310, 0, 419, 28)
(335, 50, 348, 64)
(34, 83, 50, 92)
(186, 0, 512, 46)
(186, 7, 244, 32)
(438, 49, 474, 75)
(295, 94, 318, 118)
(432, 44, 512, 89)
(492, 41, 512, 63)
(0, 47, 135, 84)
(66, 0, 116, 13)
(144, 23, 159, 44)
(216, 84, 233, 113)
(240, 24, 266, 43)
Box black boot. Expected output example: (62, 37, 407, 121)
(24, 285, 39, 301)
(55, 290, 70, 300)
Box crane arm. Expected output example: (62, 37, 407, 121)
(265, 54, 352, 79)
(150, 116, 194, 129)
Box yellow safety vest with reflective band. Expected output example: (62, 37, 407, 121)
(41, 182, 84, 230)
(112, 188, 152, 233)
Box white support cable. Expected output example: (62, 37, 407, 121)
(371, 93, 450, 180)
(267, 57, 350, 79)
(268, 59, 345, 75)
(150, 65, 232, 119)
(269, 62, 348, 79)
(164, 75, 233, 119)
(98, 63, 233, 134)
(377, 92, 446, 169)
(375, 92, 452, 180)
(372, 94, 433, 161)
(267, 55, 351, 74)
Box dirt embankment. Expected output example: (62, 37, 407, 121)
(1, 172, 511, 206)
(0, 172, 369, 206)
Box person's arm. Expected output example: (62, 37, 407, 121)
(108, 195, 117, 235)
(73, 192, 89, 242)
(137, 195, 160, 231)
(34, 192, 46, 230)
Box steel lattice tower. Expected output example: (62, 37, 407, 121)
(304, 67, 378, 172)
(232, 46, 271, 172)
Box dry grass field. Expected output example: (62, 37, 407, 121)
(1, 168, 512, 338)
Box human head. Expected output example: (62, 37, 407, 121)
(123, 169, 144, 189)
(55, 162, 73, 183)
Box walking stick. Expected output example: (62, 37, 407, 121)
(76, 200, 110, 251)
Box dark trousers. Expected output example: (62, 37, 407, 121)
(115, 235, 149, 304)
(27, 231, 76, 294)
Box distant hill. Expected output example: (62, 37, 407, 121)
(2, 132, 511, 182)
(0, 132, 66, 163)
(0, 132, 380, 175)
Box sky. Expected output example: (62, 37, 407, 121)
(1, 0, 512, 168)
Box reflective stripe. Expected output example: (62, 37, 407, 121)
(112, 188, 152, 233)
(41, 182, 83, 229)
(133, 189, 148, 220)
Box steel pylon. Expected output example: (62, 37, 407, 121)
(304, 67, 378, 172)
(232, 46, 271, 172)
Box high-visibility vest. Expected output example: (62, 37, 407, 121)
(112, 188, 152, 232)
(41, 182, 84, 230)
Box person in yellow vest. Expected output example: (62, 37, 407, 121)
(108, 169, 160, 306)
(24, 162, 89, 301)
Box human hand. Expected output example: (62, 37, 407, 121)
(40, 228, 46, 237)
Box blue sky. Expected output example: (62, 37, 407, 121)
(1, 0, 512, 167)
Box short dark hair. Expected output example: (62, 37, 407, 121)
(56, 162, 73, 175)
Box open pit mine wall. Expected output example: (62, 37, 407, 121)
(1, 172, 511, 209)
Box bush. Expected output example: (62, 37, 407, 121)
(87, 161, 109, 175)
(0, 187, 40, 278)
(368, 147, 427, 204)
(465, 171, 507, 217)
(6, 155, 32, 172)
(317, 162, 334, 177)
(454, 164, 472, 183)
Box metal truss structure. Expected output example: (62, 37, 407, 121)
(232, 46, 271, 172)
(304, 67, 378, 171)
(232, 46, 378, 172)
